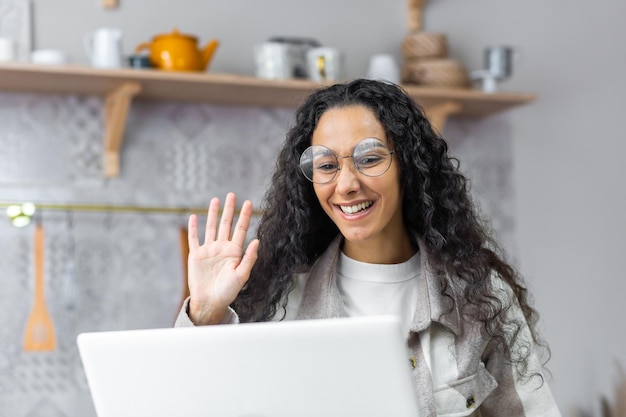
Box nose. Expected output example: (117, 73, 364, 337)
(334, 159, 360, 195)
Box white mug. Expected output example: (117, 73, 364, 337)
(254, 42, 293, 80)
(84, 28, 123, 69)
(366, 54, 400, 84)
(307, 47, 342, 82)
(0, 38, 16, 62)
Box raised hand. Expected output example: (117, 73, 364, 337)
(186, 192, 259, 325)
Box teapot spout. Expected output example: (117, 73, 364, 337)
(202, 39, 220, 70)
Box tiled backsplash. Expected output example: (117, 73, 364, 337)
(0, 92, 515, 417)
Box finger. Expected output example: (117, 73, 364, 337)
(235, 238, 259, 285)
(205, 197, 220, 242)
(188, 214, 200, 251)
(231, 200, 254, 247)
(217, 192, 236, 241)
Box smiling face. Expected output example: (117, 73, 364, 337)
(310, 105, 414, 263)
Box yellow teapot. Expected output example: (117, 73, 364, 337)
(135, 29, 219, 72)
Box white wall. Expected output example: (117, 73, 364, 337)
(424, 0, 626, 414)
(15, 0, 626, 414)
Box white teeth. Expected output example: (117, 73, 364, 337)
(340, 201, 373, 214)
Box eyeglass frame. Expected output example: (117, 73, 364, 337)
(298, 137, 396, 184)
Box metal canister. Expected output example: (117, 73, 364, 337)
(267, 36, 321, 78)
(484, 45, 513, 79)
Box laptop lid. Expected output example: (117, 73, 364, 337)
(77, 316, 419, 417)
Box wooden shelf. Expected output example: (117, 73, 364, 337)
(0, 63, 536, 177)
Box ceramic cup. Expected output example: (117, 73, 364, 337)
(254, 42, 292, 80)
(366, 54, 400, 84)
(84, 28, 124, 69)
(0, 38, 16, 62)
(127, 54, 152, 69)
(307, 47, 342, 82)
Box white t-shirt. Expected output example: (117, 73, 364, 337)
(336, 251, 421, 336)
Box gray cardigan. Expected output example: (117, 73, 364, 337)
(176, 237, 561, 417)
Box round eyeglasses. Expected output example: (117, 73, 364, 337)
(299, 138, 396, 184)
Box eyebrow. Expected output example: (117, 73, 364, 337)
(314, 137, 388, 154)
(311, 147, 334, 157)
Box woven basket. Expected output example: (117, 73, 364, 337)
(401, 58, 470, 88)
(402, 32, 448, 59)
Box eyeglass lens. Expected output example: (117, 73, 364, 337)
(299, 138, 394, 184)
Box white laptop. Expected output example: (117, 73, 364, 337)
(77, 315, 419, 417)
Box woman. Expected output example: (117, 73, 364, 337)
(176, 79, 561, 416)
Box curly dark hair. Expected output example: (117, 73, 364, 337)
(232, 78, 548, 379)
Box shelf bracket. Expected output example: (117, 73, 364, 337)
(103, 82, 142, 177)
(424, 100, 462, 133)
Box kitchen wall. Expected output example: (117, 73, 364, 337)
(0, 0, 624, 416)
(423, 2, 626, 416)
(0, 93, 292, 416)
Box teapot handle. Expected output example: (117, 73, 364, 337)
(134, 42, 151, 53)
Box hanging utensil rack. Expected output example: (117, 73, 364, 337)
(0, 201, 262, 217)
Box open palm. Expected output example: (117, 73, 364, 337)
(186, 193, 259, 325)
